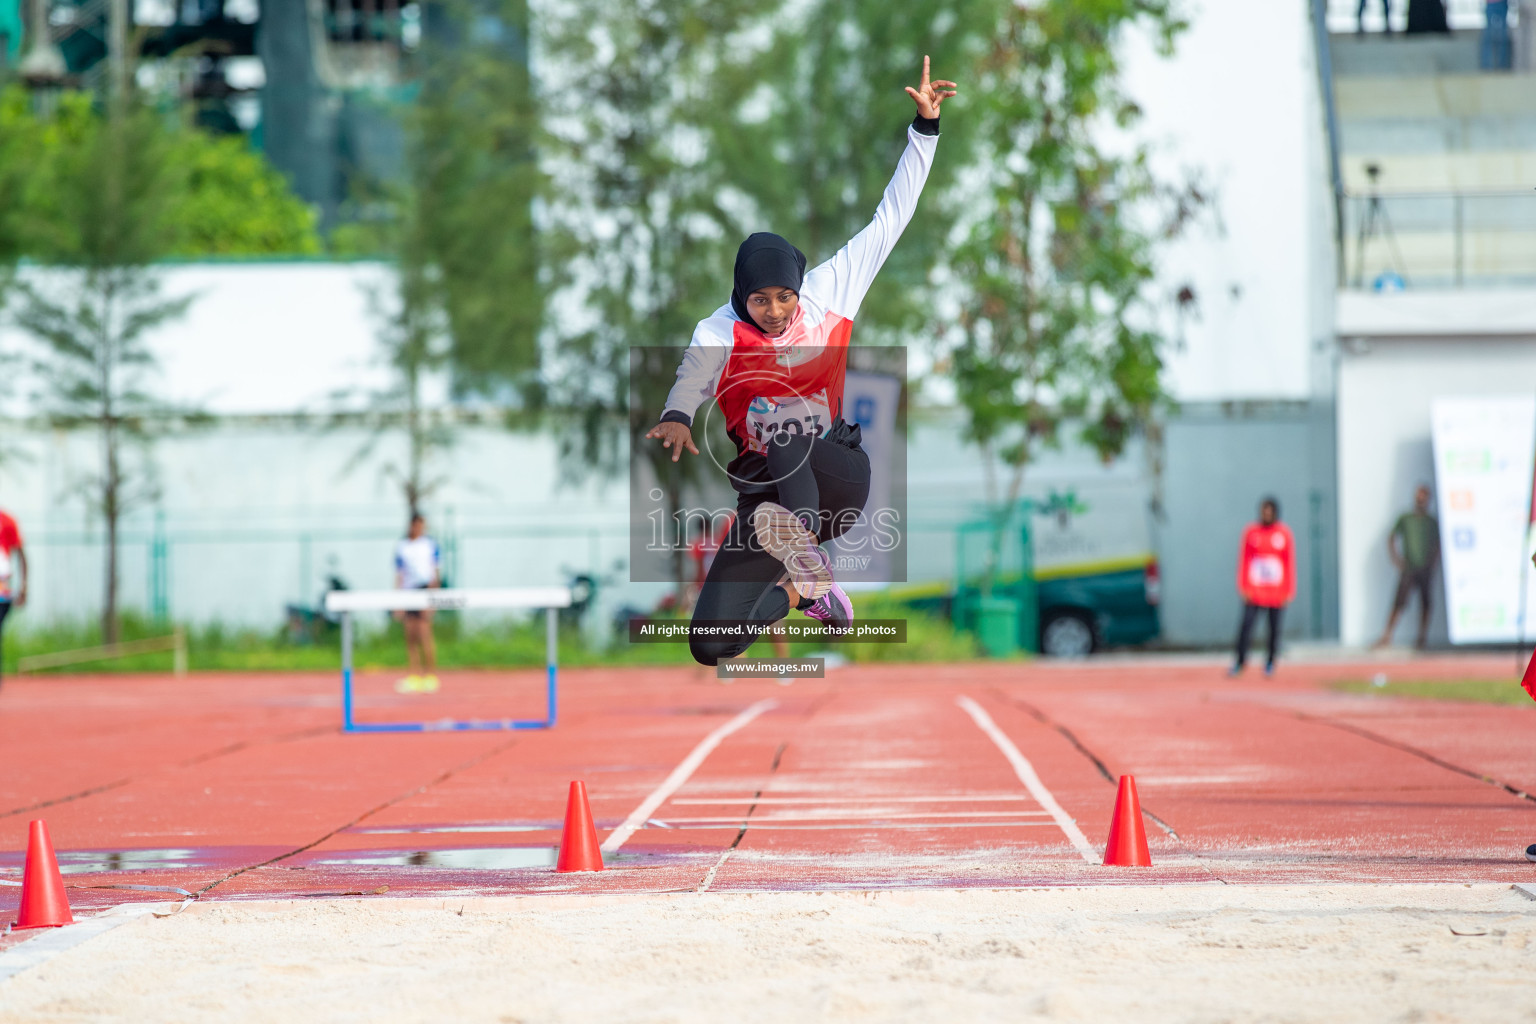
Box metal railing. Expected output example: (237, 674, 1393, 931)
(18, 630, 187, 676)
(1344, 187, 1536, 287)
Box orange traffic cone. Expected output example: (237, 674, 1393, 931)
(1102, 775, 1152, 867)
(555, 781, 604, 872)
(14, 819, 73, 929)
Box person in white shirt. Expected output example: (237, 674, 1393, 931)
(393, 513, 441, 693)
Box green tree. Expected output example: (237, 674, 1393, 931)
(538, 0, 770, 590)
(327, 0, 543, 524)
(404, 0, 543, 398)
(167, 131, 323, 256)
(0, 89, 36, 302)
(336, 264, 454, 521)
(1, 84, 324, 636)
(0, 87, 323, 261)
(942, 0, 1205, 580)
(10, 95, 191, 643)
(0, 90, 39, 446)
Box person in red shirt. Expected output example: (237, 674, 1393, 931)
(0, 508, 28, 690)
(1525, 551, 1536, 863)
(1229, 496, 1295, 677)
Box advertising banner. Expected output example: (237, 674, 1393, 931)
(1430, 396, 1536, 643)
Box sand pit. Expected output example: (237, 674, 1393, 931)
(2, 885, 1535, 1021)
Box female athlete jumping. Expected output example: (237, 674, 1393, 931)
(645, 56, 956, 667)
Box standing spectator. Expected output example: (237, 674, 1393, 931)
(1406, 0, 1449, 33)
(0, 506, 27, 690)
(1358, 0, 1393, 33)
(1374, 485, 1440, 649)
(1229, 497, 1296, 678)
(393, 513, 441, 694)
(1523, 552, 1536, 862)
(1482, 0, 1514, 69)
(1517, 0, 1533, 71)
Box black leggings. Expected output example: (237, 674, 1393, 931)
(0, 600, 9, 687)
(689, 435, 870, 666)
(1234, 602, 1282, 669)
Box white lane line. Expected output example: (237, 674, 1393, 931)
(956, 695, 1099, 864)
(601, 699, 777, 855)
(665, 821, 1062, 832)
(670, 794, 1032, 805)
(0, 903, 164, 983)
(660, 810, 1054, 823)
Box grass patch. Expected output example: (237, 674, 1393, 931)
(1331, 678, 1534, 706)
(1, 593, 983, 675)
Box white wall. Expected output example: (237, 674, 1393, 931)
(0, 261, 418, 419)
(1121, 1, 1320, 402)
(1337, 335, 1536, 645)
(0, 420, 636, 630)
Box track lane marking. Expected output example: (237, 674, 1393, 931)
(956, 695, 1098, 863)
(671, 794, 1032, 805)
(663, 821, 1061, 831)
(601, 699, 776, 855)
(0, 903, 163, 982)
(660, 811, 1054, 823)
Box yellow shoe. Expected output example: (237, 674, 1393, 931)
(419, 674, 441, 693)
(394, 675, 423, 694)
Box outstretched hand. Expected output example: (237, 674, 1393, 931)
(645, 420, 699, 463)
(905, 55, 958, 119)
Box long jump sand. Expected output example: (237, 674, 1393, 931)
(3, 885, 1535, 1022)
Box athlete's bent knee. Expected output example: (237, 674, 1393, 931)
(690, 639, 731, 667)
(692, 634, 761, 666)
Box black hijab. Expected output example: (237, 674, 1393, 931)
(730, 232, 807, 325)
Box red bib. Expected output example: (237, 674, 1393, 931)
(715, 311, 851, 456)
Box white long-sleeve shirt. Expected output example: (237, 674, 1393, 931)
(661, 124, 939, 428)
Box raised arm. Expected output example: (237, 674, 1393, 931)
(646, 313, 733, 462)
(801, 56, 957, 321)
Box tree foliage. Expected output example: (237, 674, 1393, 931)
(538, 0, 769, 557)
(0, 86, 323, 260)
(334, 274, 456, 520)
(327, 0, 544, 522)
(942, 0, 1205, 534)
(3, 94, 199, 642)
(167, 131, 323, 256)
(404, 0, 544, 398)
(14, 266, 195, 643)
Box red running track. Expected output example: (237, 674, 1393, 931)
(2, 656, 1534, 936)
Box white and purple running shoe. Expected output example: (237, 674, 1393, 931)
(751, 501, 833, 600)
(803, 582, 853, 630)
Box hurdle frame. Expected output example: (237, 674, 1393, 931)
(325, 587, 574, 733)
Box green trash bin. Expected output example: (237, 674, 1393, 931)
(976, 596, 1022, 657)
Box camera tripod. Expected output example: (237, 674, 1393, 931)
(1353, 162, 1409, 288)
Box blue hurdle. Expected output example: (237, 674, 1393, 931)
(324, 586, 574, 733)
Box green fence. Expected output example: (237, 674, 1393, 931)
(952, 507, 1038, 657)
